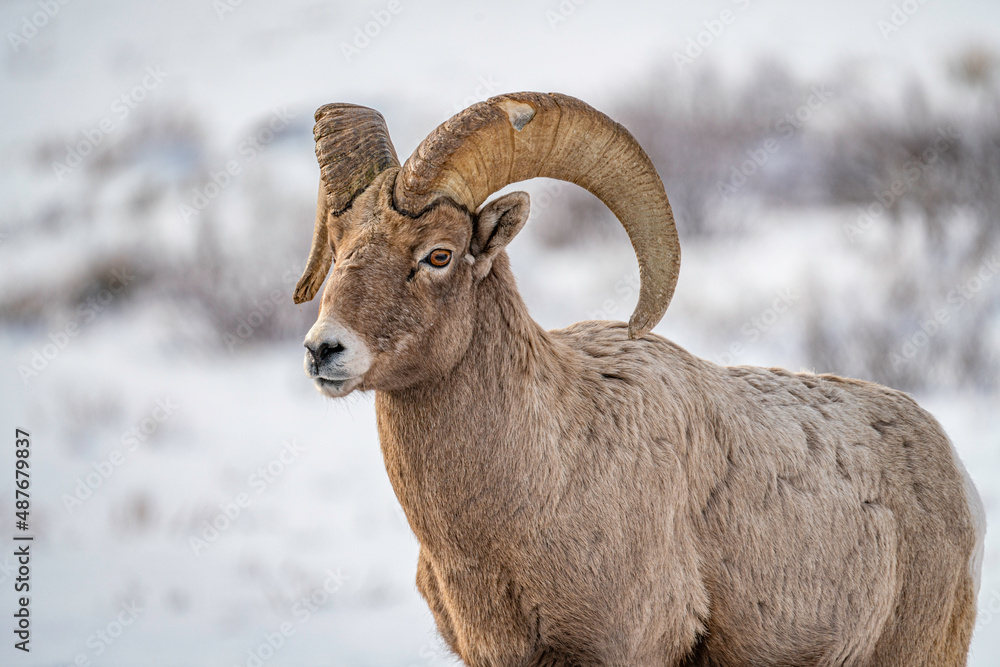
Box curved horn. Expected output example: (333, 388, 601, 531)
(394, 92, 679, 338)
(294, 104, 400, 304)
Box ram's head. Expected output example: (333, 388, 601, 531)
(294, 92, 680, 398)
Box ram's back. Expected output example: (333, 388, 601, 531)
(552, 320, 982, 664)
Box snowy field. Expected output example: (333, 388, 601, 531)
(1, 312, 997, 667)
(2, 1, 999, 665)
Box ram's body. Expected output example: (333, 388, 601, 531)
(294, 92, 985, 666)
(376, 255, 983, 666)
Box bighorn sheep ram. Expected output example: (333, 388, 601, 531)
(294, 92, 986, 666)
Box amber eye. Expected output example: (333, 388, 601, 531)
(427, 249, 452, 267)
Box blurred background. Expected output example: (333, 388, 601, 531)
(1, 0, 998, 665)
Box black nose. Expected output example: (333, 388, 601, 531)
(305, 340, 346, 367)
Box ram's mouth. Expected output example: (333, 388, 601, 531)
(315, 376, 363, 398)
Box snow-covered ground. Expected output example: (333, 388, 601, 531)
(3, 1, 999, 665)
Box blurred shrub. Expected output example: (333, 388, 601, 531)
(529, 50, 1000, 392)
(4, 50, 998, 390)
(1, 107, 318, 351)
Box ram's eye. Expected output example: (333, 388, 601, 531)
(427, 249, 452, 267)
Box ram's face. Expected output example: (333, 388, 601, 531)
(297, 94, 681, 398)
(303, 173, 477, 398)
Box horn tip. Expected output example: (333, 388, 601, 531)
(293, 278, 317, 304)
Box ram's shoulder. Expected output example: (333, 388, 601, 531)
(549, 320, 714, 383)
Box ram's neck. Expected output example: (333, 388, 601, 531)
(375, 252, 569, 554)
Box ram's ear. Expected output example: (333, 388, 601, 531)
(469, 191, 530, 279)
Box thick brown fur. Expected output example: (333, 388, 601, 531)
(306, 170, 982, 666)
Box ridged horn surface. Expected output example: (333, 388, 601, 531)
(294, 104, 400, 304)
(394, 92, 680, 338)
